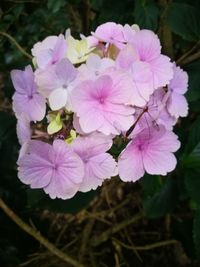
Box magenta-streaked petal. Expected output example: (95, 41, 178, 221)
(118, 144, 145, 182)
(133, 30, 161, 61)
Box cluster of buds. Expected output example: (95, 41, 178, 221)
(11, 22, 188, 199)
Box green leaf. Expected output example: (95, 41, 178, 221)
(134, 0, 159, 30)
(0, 111, 16, 143)
(140, 174, 161, 196)
(166, 3, 200, 41)
(143, 177, 178, 218)
(193, 208, 200, 259)
(185, 170, 200, 204)
(172, 216, 194, 258)
(185, 116, 200, 153)
(47, 0, 66, 13)
(27, 189, 98, 214)
(185, 60, 200, 102)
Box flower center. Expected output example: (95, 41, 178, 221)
(62, 84, 68, 89)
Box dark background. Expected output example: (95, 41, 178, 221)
(0, 0, 200, 266)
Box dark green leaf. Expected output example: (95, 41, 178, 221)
(185, 60, 200, 102)
(47, 0, 66, 13)
(185, 116, 200, 153)
(144, 177, 178, 218)
(134, 0, 159, 30)
(140, 174, 161, 196)
(185, 170, 200, 204)
(193, 208, 200, 259)
(172, 216, 194, 258)
(166, 3, 200, 41)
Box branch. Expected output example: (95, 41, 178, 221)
(176, 40, 200, 65)
(0, 198, 85, 267)
(91, 212, 143, 247)
(158, 0, 173, 58)
(0, 31, 32, 60)
(177, 50, 200, 66)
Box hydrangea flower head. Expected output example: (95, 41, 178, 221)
(10, 22, 189, 200)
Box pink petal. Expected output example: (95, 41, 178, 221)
(133, 30, 161, 61)
(150, 55, 173, 89)
(118, 144, 145, 182)
(143, 150, 177, 175)
(79, 153, 117, 192)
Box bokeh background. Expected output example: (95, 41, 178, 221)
(0, 0, 200, 266)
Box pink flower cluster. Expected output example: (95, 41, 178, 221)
(11, 22, 188, 199)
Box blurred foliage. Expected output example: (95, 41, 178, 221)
(0, 0, 200, 266)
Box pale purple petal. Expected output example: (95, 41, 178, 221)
(49, 88, 68, 110)
(12, 91, 46, 121)
(16, 114, 31, 145)
(169, 64, 188, 94)
(17, 140, 84, 200)
(167, 92, 189, 118)
(11, 65, 35, 95)
(18, 141, 53, 188)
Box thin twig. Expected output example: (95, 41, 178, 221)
(0, 31, 32, 59)
(91, 212, 143, 247)
(0, 198, 85, 267)
(113, 238, 178, 251)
